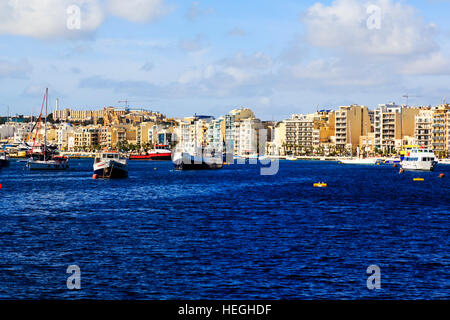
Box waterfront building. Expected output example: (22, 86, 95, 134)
(432, 104, 450, 155)
(414, 109, 433, 149)
(235, 117, 263, 156)
(56, 123, 74, 150)
(73, 126, 101, 150)
(225, 108, 256, 155)
(373, 103, 420, 153)
(359, 132, 375, 156)
(266, 122, 286, 156)
(207, 117, 225, 151)
(12, 122, 34, 143)
(0, 123, 16, 140)
(334, 105, 371, 154)
(284, 114, 316, 155)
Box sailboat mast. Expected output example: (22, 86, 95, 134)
(44, 88, 48, 159)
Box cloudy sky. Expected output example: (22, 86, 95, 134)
(1, 0, 450, 120)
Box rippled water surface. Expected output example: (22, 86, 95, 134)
(0, 159, 449, 299)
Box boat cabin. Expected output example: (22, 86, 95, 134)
(95, 151, 121, 163)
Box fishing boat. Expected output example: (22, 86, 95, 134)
(129, 144, 172, 160)
(0, 150, 9, 168)
(401, 148, 437, 171)
(172, 148, 223, 170)
(93, 151, 128, 178)
(27, 88, 69, 171)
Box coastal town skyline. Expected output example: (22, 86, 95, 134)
(1, 0, 450, 119)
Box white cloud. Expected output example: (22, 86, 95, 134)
(108, 0, 169, 23)
(399, 52, 450, 75)
(0, 0, 170, 39)
(303, 0, 438, 56)
(0, 0, 103, 39)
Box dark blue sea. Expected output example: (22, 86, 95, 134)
(0, 159, 448, 299)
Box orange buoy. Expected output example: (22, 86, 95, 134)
(0, 183, 2, 189)
(393, 164, 397, 168)
(92, 174, 98, 179)
(439, 173, 445, 178)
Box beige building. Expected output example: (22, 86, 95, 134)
(374, 103, 421, 153)
(432, 104, 450, 154)
(414, 109, 433, 149)
(359, 132, 375, 155)
(335, 105, 371, 153)
(73, 126, 100, 150)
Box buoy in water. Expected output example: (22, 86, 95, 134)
(393, 164, 397, 168)
(439, 173, 445, 178)
(399, 168, 404, 174)
(0, 183, 2, 189)
(154, 168, 157, 170)
(413, 178, 424, 181)
(313, 182, 327, 188)
(92, 174, 98, 179)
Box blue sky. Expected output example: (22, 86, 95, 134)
(1, 0, 450, 120)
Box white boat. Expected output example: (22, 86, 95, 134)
(286, 156, 297, 161)
(27, 88, 69, 171)
(94, 151, 128, 178)
(401, 148, 437, 171)
(27, 158, 69, 170)
(438, 158, 450, 165)
(338, 158, 378, 165)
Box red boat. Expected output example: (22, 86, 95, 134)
(129, 145, 172, 161)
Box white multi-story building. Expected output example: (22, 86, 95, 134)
(13, 122, 35, 143)
(207, 117, 224, 151)
(0, 123, 15, 140)
(56, 123, 74, 150)
(235, 118, 263, 156)
(374, 102, 420, 153)
(284, 114, 317, 155)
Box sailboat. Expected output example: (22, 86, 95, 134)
(26, 88, 69, 170)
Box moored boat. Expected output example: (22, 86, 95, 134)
(172, 149, 223, 170)
(438, 158, 450, 165)
(384, 157, 402, 164)
(0, 151, 9, 168)
(401, 148, 437, 171)
(338, 157, 378, 165)
(94, 151, 128, 178)
(129, 145, 172, 160)
(26, 88, 69, 171)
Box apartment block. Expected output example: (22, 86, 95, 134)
(374, 103, 420, 153)
(414, 109, 433, 149)
(432, 104, 450, 154)
(335, 105, 371, 152)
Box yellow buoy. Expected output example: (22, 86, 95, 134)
(413, 178, 424, 181)
(313, 182, 327, 188)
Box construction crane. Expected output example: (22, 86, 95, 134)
(118, 99, 156, 112)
